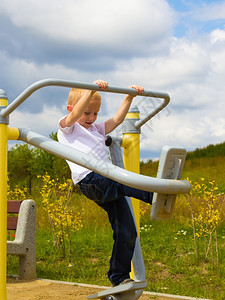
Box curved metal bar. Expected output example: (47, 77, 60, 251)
(135, 96, 170, 130)
(19, 128, 191, 195)
(0, 78, 170, 118)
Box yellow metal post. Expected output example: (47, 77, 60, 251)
(121, 105, 141, 280)
(122, 105, 141, 233)
(0, 91, 9, 300)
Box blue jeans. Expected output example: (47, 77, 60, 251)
(78, 171, 153, 286)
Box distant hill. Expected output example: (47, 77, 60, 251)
(186, 141, 225, 160)
(140, 141, 225, 193)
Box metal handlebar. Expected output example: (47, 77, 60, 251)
(0, 79, 170, 126)
(19, 128, 191, 195)
(135, 96, 169, 129)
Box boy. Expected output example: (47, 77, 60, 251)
(58, 79, 153, 287)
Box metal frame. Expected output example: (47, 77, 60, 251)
(0, 78, 169, 119)
(0, 79, 191, 300)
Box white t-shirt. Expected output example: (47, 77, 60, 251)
(57, 117, 111, 184)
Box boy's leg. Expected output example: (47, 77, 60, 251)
(120, 183, 153, 205)
(79, 172, 153, 205)
(78, 172, 150, 285)
(99, 197, 137, 286)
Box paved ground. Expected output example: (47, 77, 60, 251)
(6, 278, 184, 300)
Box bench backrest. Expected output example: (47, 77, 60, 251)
(7, 200, 23, 230)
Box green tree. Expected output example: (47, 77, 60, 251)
(33, 132, 70, 180)
(8, 143, 35, 193)
(8, 133, 71, 192)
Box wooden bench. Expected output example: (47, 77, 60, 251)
(7, 199, 36, 280)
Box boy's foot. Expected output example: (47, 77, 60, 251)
(112, 278, 134, 287)
(119, 279, 134, 285)
(114, 279, 135, 297)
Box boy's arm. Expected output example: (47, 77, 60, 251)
(60, 90, 94, 128)
(60, 80, 108, 128)
(105, 85, 144, 134)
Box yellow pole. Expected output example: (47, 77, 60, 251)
(122, 134, 140, 233)
(0, 91, 9, 300)
(121, 105, 140, 279)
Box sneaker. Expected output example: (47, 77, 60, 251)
(112, 278, 134, 287)
(114, 279, 135, 297)
(119, 278, 135, 285)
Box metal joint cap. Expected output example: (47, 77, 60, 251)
(0, 107, 9, 124)
(122, 119, 141, 134)
(122, 104, 140, 134)
(129, 104, 139, 114)
(0, 89, 9, 124)
(0, 89, 8, 99)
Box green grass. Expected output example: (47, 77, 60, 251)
(35, 227, 113, 284)
(140, 217, 225, 299)
(7, 147, 225, 299)
(7, 206, 225, 299)
(183, 156, 225, 193)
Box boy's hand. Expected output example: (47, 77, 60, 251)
(94, 79, 108, 91)
(129, 85, 144, 94)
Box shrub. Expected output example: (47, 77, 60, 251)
(187, 178, 225, 266)
(38, 174, 84, 258)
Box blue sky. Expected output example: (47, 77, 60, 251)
(0, 0, 225, 160)
(168, 0, 225, 36)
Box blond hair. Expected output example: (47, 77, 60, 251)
(68, 88, 101, 106)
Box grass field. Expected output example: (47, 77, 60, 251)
(7, 152, 225, 300)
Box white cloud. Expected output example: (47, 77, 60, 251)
(193, 2, 225, 21)
(140, 109, 225, 154)
(210, 28, 225, 44)
(10, 105, 63, 136)
(111, 36, 211, 91)
(105, 26, 225, 155)
(0, 0, 174, 52)
(5, 25, 225, 156)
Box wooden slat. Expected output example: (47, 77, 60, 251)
(7, 216, 18, 230)
(7, 201, 22, 230)
(7, 200, 22, 213)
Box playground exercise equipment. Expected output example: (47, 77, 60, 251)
(0, 79, 191, 300)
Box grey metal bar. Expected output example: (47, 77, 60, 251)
(19, 128, 191, 194)
(135, 97, 169, 129)
(109, 138, 146, 283)
(0, 78, 170, 119)
(109, 137, 146, 300)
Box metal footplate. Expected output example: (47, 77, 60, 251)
(87, 281, 148, 300)
(151, 146, 187, 220)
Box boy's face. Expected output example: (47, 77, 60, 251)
(77, 99, 101, 129)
